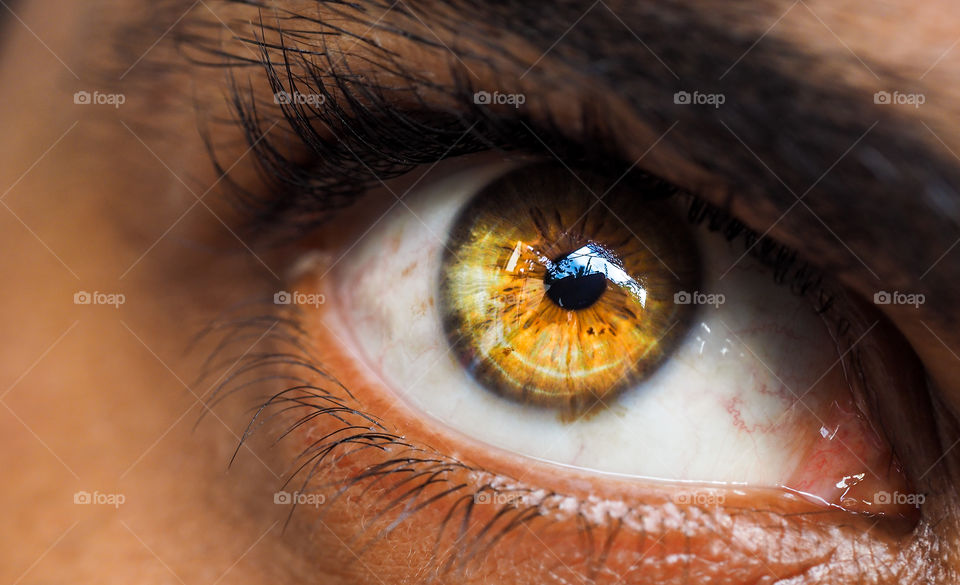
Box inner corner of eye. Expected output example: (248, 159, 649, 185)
(322, 157, 920, 519)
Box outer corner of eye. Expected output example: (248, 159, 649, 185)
(290, 153, 930, 528)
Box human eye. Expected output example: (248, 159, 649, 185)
(329, 155, 917, 513)
(212, 157, 940, 582)
(179, 2, 958, 584)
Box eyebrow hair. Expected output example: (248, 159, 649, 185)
(146, 0, 960, 325)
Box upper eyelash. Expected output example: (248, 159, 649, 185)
(186, 2, 831, 312)
(181, 4, 631, 242)
(685, 195, 828, 301)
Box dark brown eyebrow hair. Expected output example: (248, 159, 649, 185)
(130, 0, 960, 327)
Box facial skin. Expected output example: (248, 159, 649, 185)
(3, 0, 960, 583)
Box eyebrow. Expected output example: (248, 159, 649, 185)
(176, 0, 960, 326)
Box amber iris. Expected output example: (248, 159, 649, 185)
(440, 164, 699, 412)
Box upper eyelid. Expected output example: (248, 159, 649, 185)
(177, 9, 960, 413)
(182, 0, 958, 296)
(213, 70, 834, 306)
(190, 32, 860, 358)
(182, 0, 935, 433)
(205, 0, 960, 328)
(181, 9, 843, 279)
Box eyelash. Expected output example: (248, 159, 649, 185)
(191, 5, 830, 297)
(185, 13, 619, 574)
(199, 305, 607, 576)
(198, 10, 635, 239)
(213, 26, 833, 299)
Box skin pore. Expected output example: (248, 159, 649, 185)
(2, 0, 960, 583)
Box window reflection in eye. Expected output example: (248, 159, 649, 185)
(317, 156, 924, 518)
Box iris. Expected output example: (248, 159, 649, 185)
(440, 164, 699, 413)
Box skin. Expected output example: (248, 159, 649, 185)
(2, 0, 960, 583)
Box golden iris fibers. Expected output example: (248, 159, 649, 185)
(439, 164, 700, 413)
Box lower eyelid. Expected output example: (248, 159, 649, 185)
(207, 291, 944, 585)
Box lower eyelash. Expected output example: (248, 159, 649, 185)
(196, 301, 581, 576)
(202, 300, 839, 581)
(194, 266, 936, 583)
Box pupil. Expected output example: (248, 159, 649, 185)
(544, 247, 609, 310)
